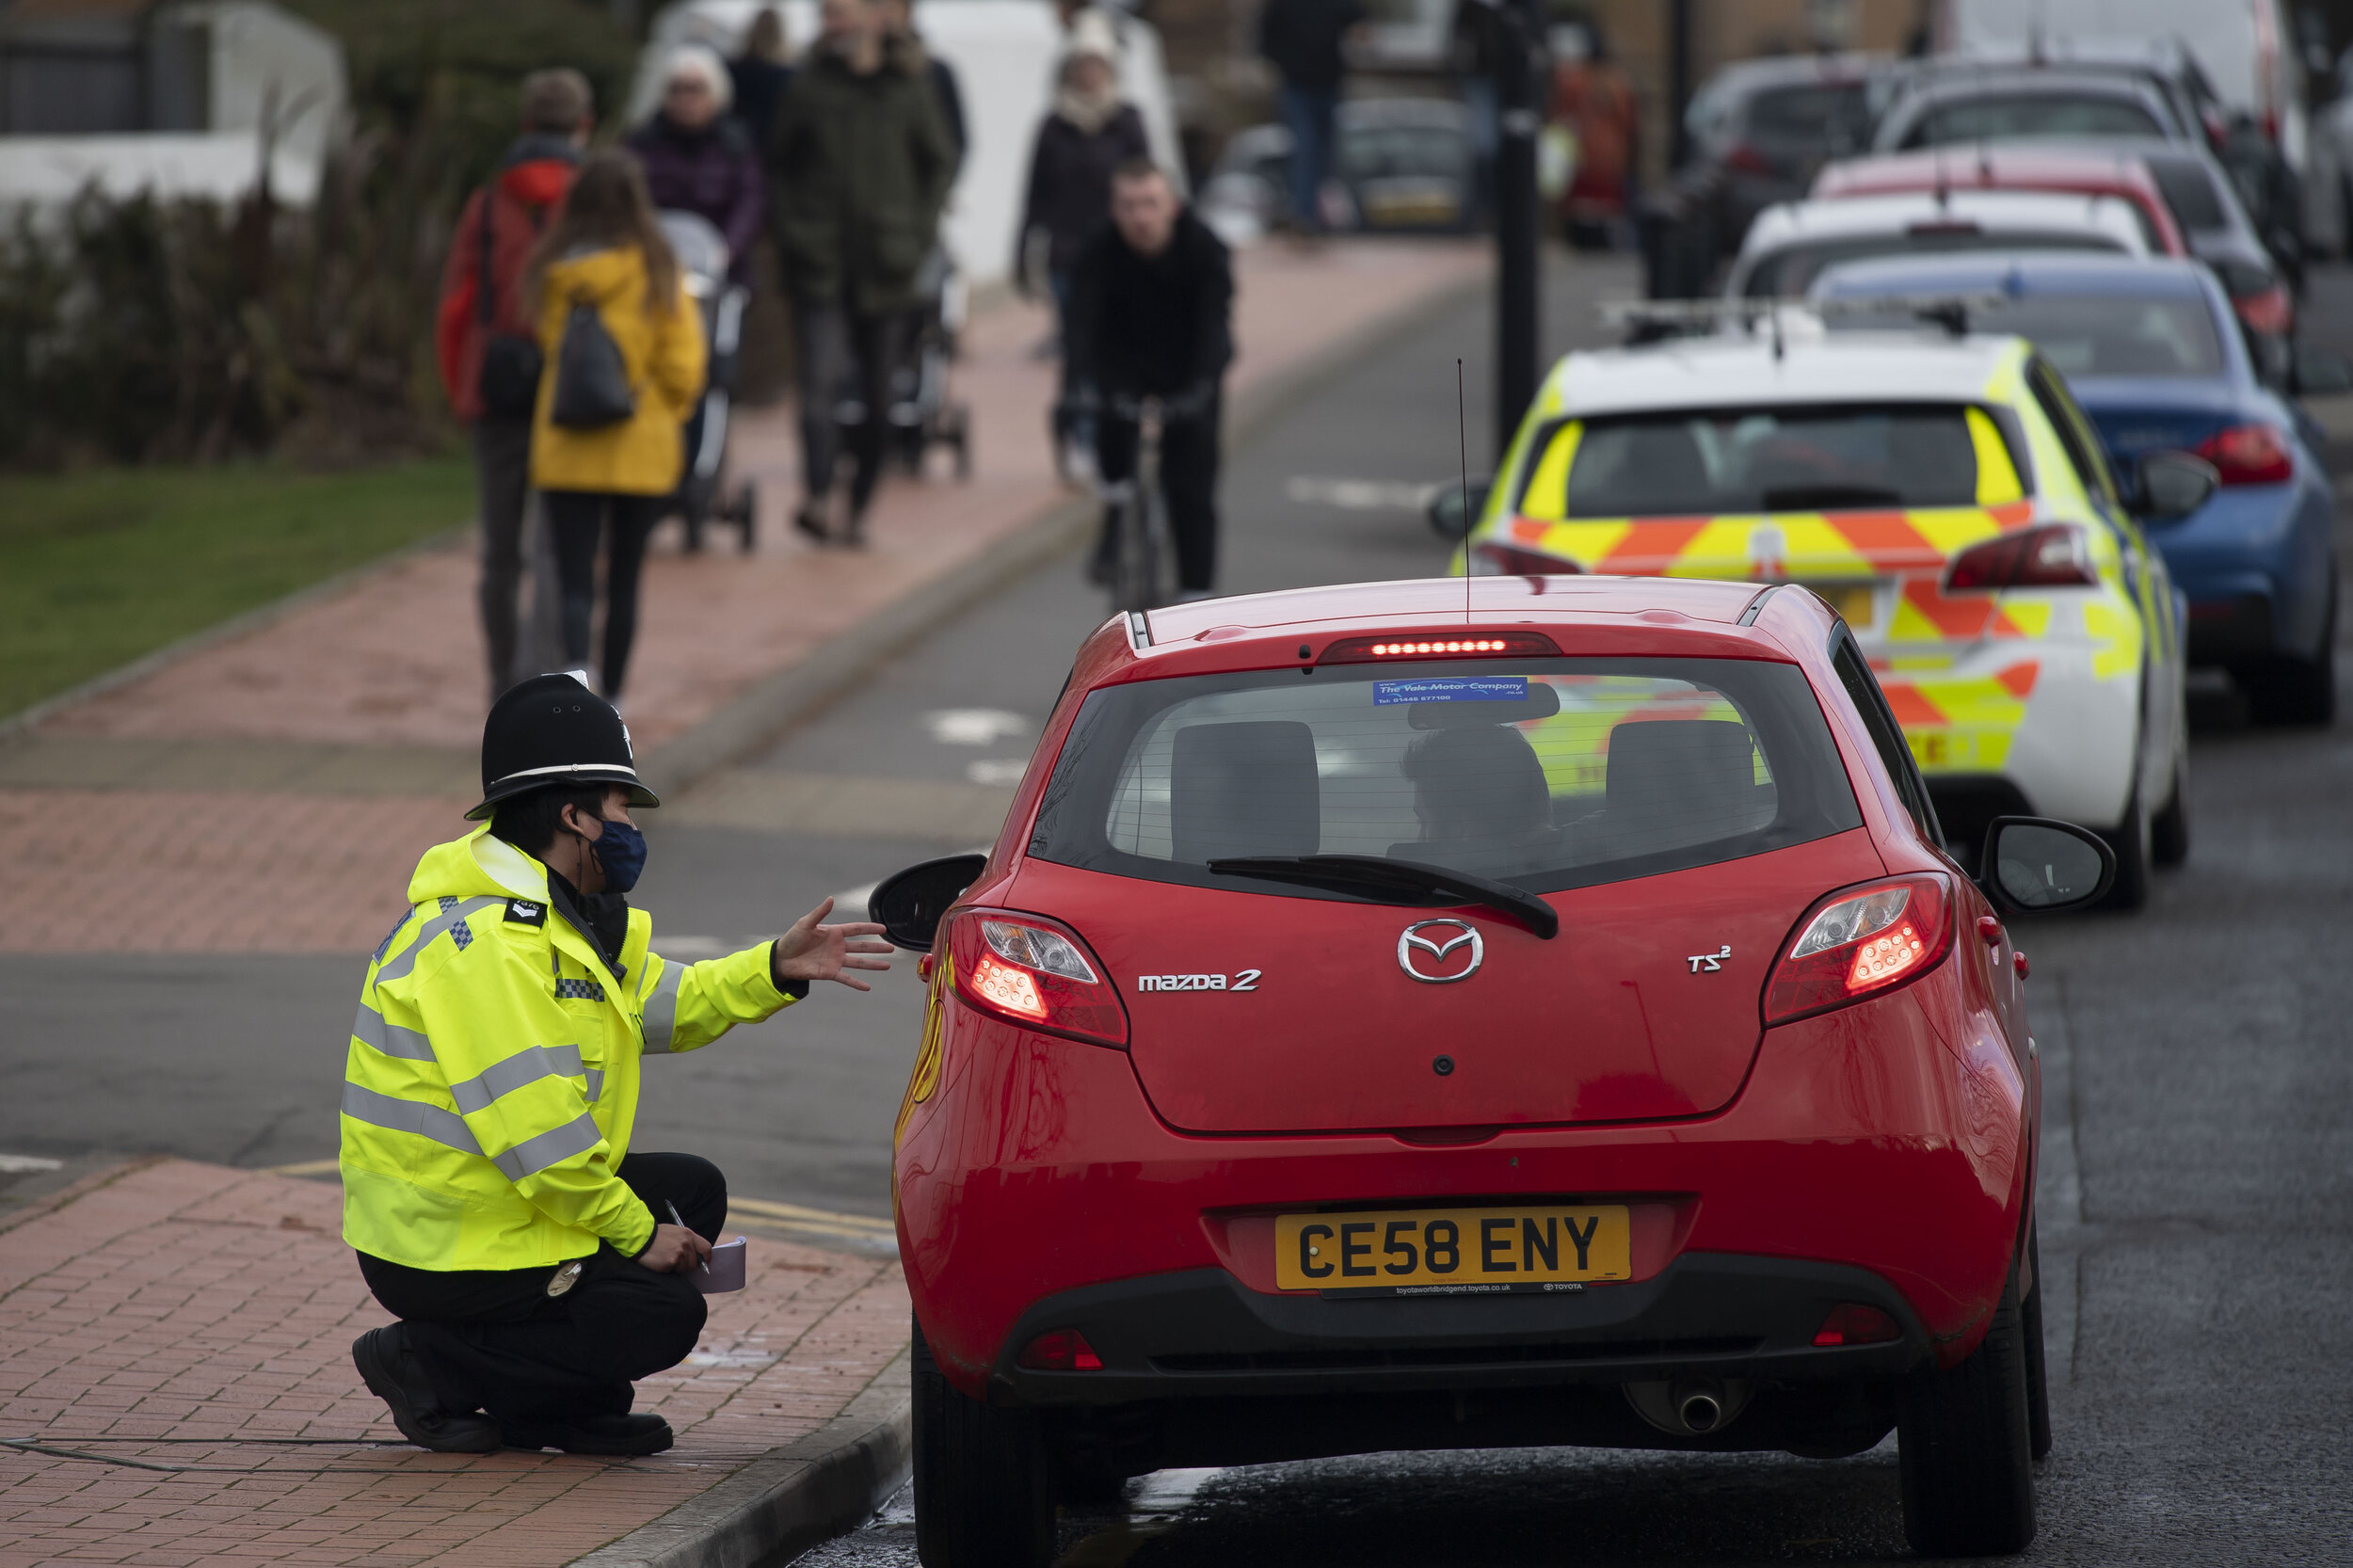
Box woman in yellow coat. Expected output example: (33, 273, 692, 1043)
(525, 150, 707, 702)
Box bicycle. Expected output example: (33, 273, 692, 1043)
(1098, 392, 1174, 616)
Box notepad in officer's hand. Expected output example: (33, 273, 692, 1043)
(693, 1236, 747, 1293)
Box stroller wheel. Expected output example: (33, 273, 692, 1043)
(732, 481, 758, 553)
(682, 515, 706, 554)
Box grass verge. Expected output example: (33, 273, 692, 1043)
(0, 457, 472, 721)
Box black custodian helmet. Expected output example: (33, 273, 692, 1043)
(467, 673, 661, 821)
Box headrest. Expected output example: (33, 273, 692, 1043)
(1605, 719, 1761, 826)
(1171, 721, 1319, 863)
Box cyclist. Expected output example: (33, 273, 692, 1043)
(1064, 158, 1234, 600)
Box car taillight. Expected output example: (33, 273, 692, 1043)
(1763, 873, 1953, 1026)
(1943, 524, 2095, 591)
(1319, 631, 1562, 664)
(944, 910, 1128, 1048)
(2194, 423, 2293, 486)
(1723, 142, 1776, 176)
(1017, 1330, 1104, 1370)
(1469, 539, 1581, 577)
(2232, 283, 2294, 338)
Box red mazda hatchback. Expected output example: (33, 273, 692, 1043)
(870, 576, 2114, 1565)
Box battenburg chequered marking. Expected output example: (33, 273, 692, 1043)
(449, 919, 473, 952)
(555, 978, 605, 1001)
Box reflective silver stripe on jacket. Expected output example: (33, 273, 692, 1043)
(584, 1067, 604, 1104)
(372, 897, 504, 984)
(447, 1045, 586, 1114)
(350, 1003, 434, 1062)
(642, 962, 686, 1053)
(489, 1112, 604, 1180)
(341, 1081, 480, 1155)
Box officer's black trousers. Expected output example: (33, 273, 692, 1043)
(357, 1152, 723, 1425)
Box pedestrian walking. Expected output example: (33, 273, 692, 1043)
(728, 7, 794, 151)
(524, 151, 708, 703)
(1065, 159, 1233, 597)
(1257, 0, 1367, 236)
(876, 0, 968, 161)
(767, 0, 956, 548)
(1548, 23, 1638, 250)
(1016, 27, 1147, 481)
(626, 45, 766, 285)
(344, 674, 892, 1454)
(435, 70, 591, 703)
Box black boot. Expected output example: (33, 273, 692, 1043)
(501, 1412, 675, 1456)
(350, 1327, 501, 1453)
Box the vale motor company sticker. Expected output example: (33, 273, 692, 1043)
(1373, 676, 1529, 705)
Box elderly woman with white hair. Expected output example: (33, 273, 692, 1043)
(624, 43, 766, 283)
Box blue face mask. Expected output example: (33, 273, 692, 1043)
(584, 816, 648, 893)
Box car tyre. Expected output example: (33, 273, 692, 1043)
(2243, 583, 2337, 727)
(1897, 1258, 2038, 1557)
(912, 1316, 1054, 1568)
(2098, 783, 2152, 911)
(2022, 1227, 2052, 1463)
(2151, 755, 2189, 868)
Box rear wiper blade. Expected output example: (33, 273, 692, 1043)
(1207, 854, 1560, 940)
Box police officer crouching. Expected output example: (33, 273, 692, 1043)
(342, 674, 891, 1454)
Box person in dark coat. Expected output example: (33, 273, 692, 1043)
(768, 0, 957, 546)
(1257, 0, 1367, 234)
(1065, 159, 1234, 597)
(728, 8, 794, 150)
(626, 45, 766, 283)
(1017, 36, 1148, 478)
(876, 0, 967, 161)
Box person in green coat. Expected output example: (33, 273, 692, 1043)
(768, 0, 958, 547)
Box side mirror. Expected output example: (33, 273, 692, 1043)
(867, 852, 987, 952)
(2293, 344, 2353, 395)
(1426, 479, 1491, 540)
(2133, 451, 2218, 520)
(1979, 817, 2115, 913)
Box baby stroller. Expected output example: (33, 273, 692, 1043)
(832, 244, 972, 481)
(659, 210, 758, 552)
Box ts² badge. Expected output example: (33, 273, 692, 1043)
(1398, 919, 1483, 984)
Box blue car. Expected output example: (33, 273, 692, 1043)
(1812, 252, 2337, 724)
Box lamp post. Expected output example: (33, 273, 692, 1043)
(1488, 0, 1543, 459)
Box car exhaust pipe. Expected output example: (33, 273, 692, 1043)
(1625, 1377, 1752, 1437)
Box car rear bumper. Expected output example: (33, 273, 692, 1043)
(992, 1251, 1925, 1408)
(2185, 589, 2279, 661)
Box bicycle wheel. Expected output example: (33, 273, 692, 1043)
(1110, 491, 1157, 614)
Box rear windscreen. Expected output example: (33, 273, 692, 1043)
(1746, 83, 1873, 147)
(1833, 296, 2223, 377)
(1515, 405, 2017, 519)
(2146, 160, 2229, 232)
(1028, 659, 1863, 899)
(1744, 230, 2127, 296)
(1905, 95, 2165, 144)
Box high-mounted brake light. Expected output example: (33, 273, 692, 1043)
(945, 910, 1128, 1048)
(2194, 423, 2293, 486)
(1470, 539, 1583, 577)
(1763, 873, 1954, 1025)
(1944, 524, 2096, 591)
(1320, 631, 1561, 664)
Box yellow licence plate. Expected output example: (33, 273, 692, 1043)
(1275, 1206, 1631, 1294)
(1810, 584, 1877, 630)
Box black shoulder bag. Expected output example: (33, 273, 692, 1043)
(474, 189, 546, 419)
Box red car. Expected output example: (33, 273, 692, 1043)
(872, 576, 2115, 1566)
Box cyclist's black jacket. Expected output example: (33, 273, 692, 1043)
(1064, 208, 1234, 399)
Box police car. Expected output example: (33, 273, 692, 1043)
(1458, 312, 2201, 904)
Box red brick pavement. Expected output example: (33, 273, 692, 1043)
(0, 1160, 911, 1567)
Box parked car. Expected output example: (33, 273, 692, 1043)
(1872, 69, 2193, 152)
(1896, 40, 2234, 152)
(1811, 142, 2295, 346)
(1813, 252, 2336, 724)
(1664, 53, 1890, 269)
(1457, 316, 2194, 898)
(1726, 188, 2149, 298)
(877, 572, 2120, 1565)
(1198, 98, 1474, 240)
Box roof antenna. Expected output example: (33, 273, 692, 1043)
(1977, 136, 1993, 182)
(1933, 148, 1951, 208)
(1458, 357, 1473, 621)
(1769, 300, 1785, 362)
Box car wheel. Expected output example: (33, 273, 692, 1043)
(912, 1317, 1054, 1568)
(2151, 754, 2189, 868)
(1898, 1257, 2038, 1557)
(2099, 783, 2152, 911)
(2022, 1227, 2052, 1463)
(2244, 582, 2338, 727)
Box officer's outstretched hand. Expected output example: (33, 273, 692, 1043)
(773, 898, 894, 992)
(636, 1224, 712, 1274)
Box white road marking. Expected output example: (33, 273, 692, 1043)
(1285, 476, 1439, 512)
(0, 1154, 63, 1174)
(964, 759, 1028, 786)
(923, 709, 1032, 746)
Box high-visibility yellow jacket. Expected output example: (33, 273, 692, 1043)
(340, 824, 792, 1271)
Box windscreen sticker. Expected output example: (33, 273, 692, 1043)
(1374, 676, 1530, 706)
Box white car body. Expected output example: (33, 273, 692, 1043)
(1726, 190, 2151, 297)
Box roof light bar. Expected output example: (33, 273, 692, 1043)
(1599, 293, 2009, 340)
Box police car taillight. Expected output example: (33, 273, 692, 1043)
(1319, 631, 1561, 664)
(944, 910, 1128, 1048)
(1470, 540, 1582, 577)
(1763, 874, 1953, 1025)
(1944, 524, 2096, 591)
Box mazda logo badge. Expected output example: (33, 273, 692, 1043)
(1398, 919, 1483, 984)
